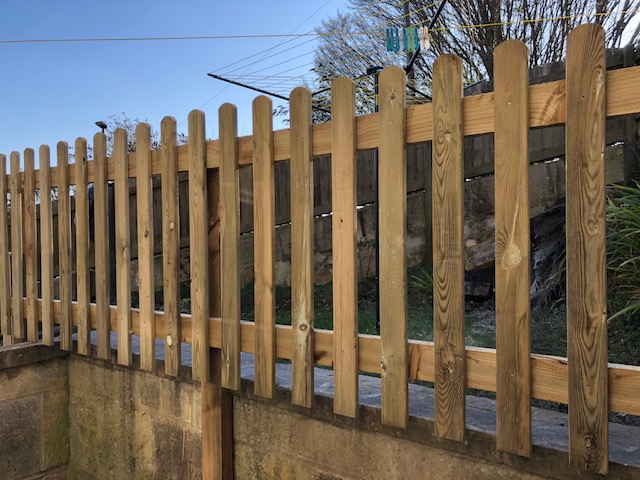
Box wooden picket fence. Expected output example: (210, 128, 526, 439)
(1, 24, 640, 475)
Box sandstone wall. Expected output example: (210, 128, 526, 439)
(0, 345, 69, 480)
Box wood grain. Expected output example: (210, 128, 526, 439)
(252, 96, 276, 399)
(162, 117, 181, 376)
(93, 133, 111, 360)
(57, 144, 71, 350)
(12, 66, 640, 192)
(378, 67, 408, 429)
(494, 40, 532, 457)
(432, 54, 466, 442)
(189, 110, 210, 383)
(332, 77, 359, 418)
(290, 87, 315, 408)
(23, 149, 38, 343)
(136, 124, 155, 372)
(565, 24, 608, 475)
(39, 147, 53, 346)
(0, 155, 11, 345)
(202, 166, 234, 480)
(219, 104, 241, 391)
(20, 292, 640, 417)
(114, 129, 132, 365)
(75, 138, 90, 355)
(9, 153, 24, 342)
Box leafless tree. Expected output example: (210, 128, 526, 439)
(310, 0, 640, 115)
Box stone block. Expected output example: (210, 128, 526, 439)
(233, 398, 395, 479)
(41, 390, 70, 470)
(0, 396, 41, 478)
(0, 359, 67, 402)
(152, 420, 201, 480)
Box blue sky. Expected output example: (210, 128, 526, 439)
(0, 0, 346, 162)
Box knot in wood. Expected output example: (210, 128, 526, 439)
(169, 221, 175, 230)
(166, 334, 173, 347)
(299, 323, 308, 332)
(501, 243, 521, 270)
(380, 361, 388, 373)
(584, 435, 597, 450)
(143, 229, 149, 238)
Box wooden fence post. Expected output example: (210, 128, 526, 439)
(290, 87, 315, 408)
(75, 138, 91, 355)
(137, 123, 155, 371)
(0, 155, 11, 346)
(114, 129, 132, 366)
(94, 133, 111, 360)
(332, 77, 359, 418)
(432, 54, 466, 442)
(378, 66, 408, 429)
(252, 96, 276, 399)
(202, 167, 234, 480)
(56, 144, 71, 350)
(494, 40, 532, 457)
(219, 103, 241, 391)
(23, 148, 38, 343)
(566, 24, 608, 475)
(189, 110, 210, 383)
(162, 117, 181, 377)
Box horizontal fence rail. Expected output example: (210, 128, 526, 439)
(1, 23, 639, 476)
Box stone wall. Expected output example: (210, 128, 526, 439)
(67, 356, 201, 480)
(2, 347, 639, 479)
(0, 345, 69, 480)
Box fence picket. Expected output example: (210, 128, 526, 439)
(162, 117, 181, 376)
(432, 55, 466, 441)
(378, 67, 408, 428)
(332, 77, 359, 418)
(137, 124, 155, 371)
(566, 24, 608, 475)
(57, 143, 72, 350)
(252, 96, 276, 398)
(494, 40, 532, 457)
(219, 104, 241, 390)
(75, 138, 90, 355)
(189, 110, 210, 383)
(39, 147, 53, 346)
(290, 87, 314, 408)
(24, 149, 38, 342)
(114, 129, 132, 366)
(10, 153, 24, 342)
(0, 155, 11, 345)
(94, 133, 111, 360)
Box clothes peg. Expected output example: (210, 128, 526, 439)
(419, 26, 431, 50)
(414, 26, 420, 51)
(398, 27, 404, 52)
(386, 28, 393, 51)
(405, 27, 414, 52)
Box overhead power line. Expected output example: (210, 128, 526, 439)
(1, 9, 636, 46)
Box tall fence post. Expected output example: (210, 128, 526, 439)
(432, 54, 466, 442)
(202, 167, 234, 480)
(494, 39, 532, 457)
(566, 24, 608, 474)
(378, 66, 408, 429)
(0, 155, 11, 346)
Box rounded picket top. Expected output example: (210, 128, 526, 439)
(379, 65, 405, 84)
(188, 109, 205, 124)
(74, 137, 87, 160)
(219, 102, 237, 116)
(494, 39, 528, 66)
(290, 85, 312, 104)
(567, 23, 605, 49)
(252, 95, 272, 110)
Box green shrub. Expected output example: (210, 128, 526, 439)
(607, 182, 640, 321)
